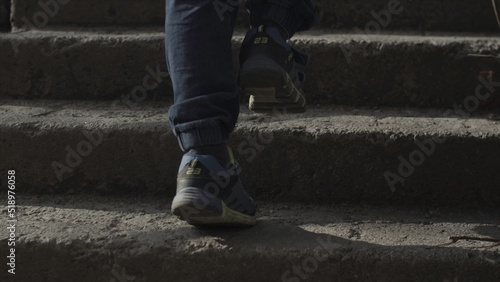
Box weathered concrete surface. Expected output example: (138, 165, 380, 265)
(0, 0, 9, 30)
(295, 32, 500, 108)
(9, 0, 500, 32)
(1, 30, 500, 108)
(0, 100, 499, 206)
(11, 0, 166, 29)
(0, 29, 171, 101)
(0, 195, 499, 281)
(317, 0, 500, 32)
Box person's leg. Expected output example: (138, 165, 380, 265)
(239, 0, 319, 112)
(166, 0, 256, 226)
(165, 0, 240, 152)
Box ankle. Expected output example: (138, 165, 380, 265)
(188, 143, 231, 166)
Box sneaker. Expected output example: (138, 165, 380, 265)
(239, 24, 310, 112)
(171, 147, 256, 227)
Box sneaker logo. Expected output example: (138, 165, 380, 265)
(186, 168, 202, 175)
(186, 159, 202, 175)
(253, 37, 268, 44)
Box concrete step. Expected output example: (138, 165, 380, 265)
(8, 0, 500, 32)
(1, 29, 500, 109)
(1, 100, 499, 206)
(1, 195, 499, 281)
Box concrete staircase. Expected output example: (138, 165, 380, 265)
(1, 0, 500, 281)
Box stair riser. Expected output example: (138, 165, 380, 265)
(1, 123, 499, 206)
(1, 33, 500, 108)
(8, 0, 500, 32)
(1, 244, 497, 282)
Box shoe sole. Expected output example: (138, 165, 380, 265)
(239, 55, 307, 113)
(171, 187, 256, 227)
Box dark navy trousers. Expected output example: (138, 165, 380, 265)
(165, 0, 318, 151)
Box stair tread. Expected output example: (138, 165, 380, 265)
(1, 100, 499, 137)
(2, 194, 498, 281)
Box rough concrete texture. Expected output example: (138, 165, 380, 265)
(0, 195, 499, 281)
(1, 30, 500, 109)
(316, 0, 500, 32)
(294, 32, 500, 108)
(11, 0, 165, 29)
(0, 100, 499, 206)
(0, 29, 171, 101)
(9, 0, 500, 32)
(0, 0, 9, 30)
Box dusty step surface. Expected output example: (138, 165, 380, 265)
(1, 29, 500, 108)
(8, 0, 500, 32)
(0, 195, 499, 281)
(0, 99, 499, 206)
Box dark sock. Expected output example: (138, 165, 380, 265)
(188, 143, 230, 166)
